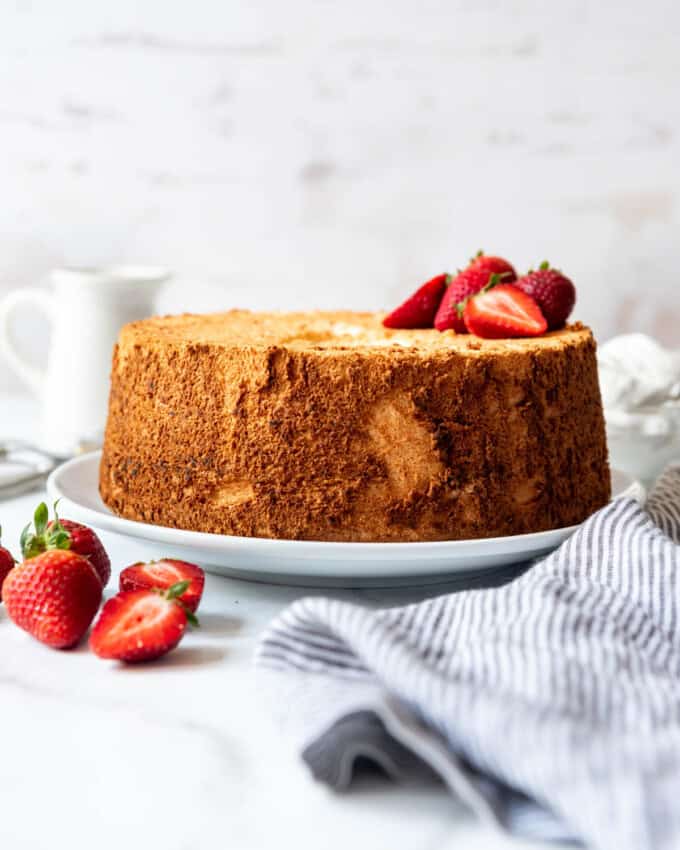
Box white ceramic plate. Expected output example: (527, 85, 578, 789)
(47, 452, 644, 588)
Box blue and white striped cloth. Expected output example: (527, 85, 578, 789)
(257, 465, 680, 850)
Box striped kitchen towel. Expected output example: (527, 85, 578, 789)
(257, 464, 680, 850)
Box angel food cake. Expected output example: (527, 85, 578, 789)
(99, 310, 610, 542)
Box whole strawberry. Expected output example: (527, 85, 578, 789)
(0, 525, 16, 602)
(383, 273, 449, 329)
(435, 267, 496, 332)
(3, 549, 102, 648)
(468, 251, 517, 283)
(514, 262, 575, 330)
(21, 502, 110, 587)
(90, 581, 198, 663)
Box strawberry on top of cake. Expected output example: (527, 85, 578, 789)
(384, 252, 576, 338)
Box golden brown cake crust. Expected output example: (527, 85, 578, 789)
(99, 311, 611, 541)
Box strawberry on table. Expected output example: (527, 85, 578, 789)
(0, 526, 16, 601)
(434, 266, 493, 332)
(21, 502, 111, 587)
(467, 251, 517, 282)
(90, 582, 198, 663)
(513, 262, 576, 330)
(383, 273, 449, 329)
(463, 282, 547, 339)
(2, 549, 102, 649)
(119, 559, 205, 613)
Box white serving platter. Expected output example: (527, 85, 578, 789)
(47, 453, 644, 588)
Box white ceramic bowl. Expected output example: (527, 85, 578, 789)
(605, 402, 680, 486)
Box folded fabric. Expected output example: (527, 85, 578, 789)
(257, 465, 680, 850)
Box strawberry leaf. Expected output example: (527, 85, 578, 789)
(49, 499, 67, 537)
(166, 580, 191, 600)
(478, 272, 504, 295)
(21, 501, 74, 560)
(19, 522, 33, 558)
(158, 580, 201, 626)
(184, 608, 200, 628)
(49, 531, 71, 550)
(34, 502, 48, 536)
(154, 579, 199, 626)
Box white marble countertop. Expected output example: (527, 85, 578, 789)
(0, 396, 544, 850)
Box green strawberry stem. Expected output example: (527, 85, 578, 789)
(454, 271, 512, 317)
(34, 502, 48, 536)
(529, 261, 552, 274)
(155, 580, 200, 627)
(21, 501, 72, 560)
(483, 272, 511, 290)
(184, 608, 200, 628)
(166, 580, 190, 600)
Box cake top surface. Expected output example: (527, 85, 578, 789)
(121, 310, 592, 355)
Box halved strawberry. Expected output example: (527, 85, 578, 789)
(434, 267, 493, 332)
(89, 582, 197, 663)
(468, 251, 517, 282)
(463, 283, 547, 339)
(383, 274, 448, 329)
(119, 559, 205, 613)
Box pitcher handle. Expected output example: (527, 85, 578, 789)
(0, 288, 54, 396)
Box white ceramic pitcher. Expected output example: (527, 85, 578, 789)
(0, 265, 169, 455)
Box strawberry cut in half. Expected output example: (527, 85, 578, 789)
(21, 501, 111, 587)
(119, 559, 205, 613)
(463, 283, 547, 339)
(383, 273, 449, 329)
(89, 582, 198, 663)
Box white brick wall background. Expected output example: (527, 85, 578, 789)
(1, 0, 679, 394)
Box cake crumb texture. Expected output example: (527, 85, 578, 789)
(100, 311, 611, 541)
